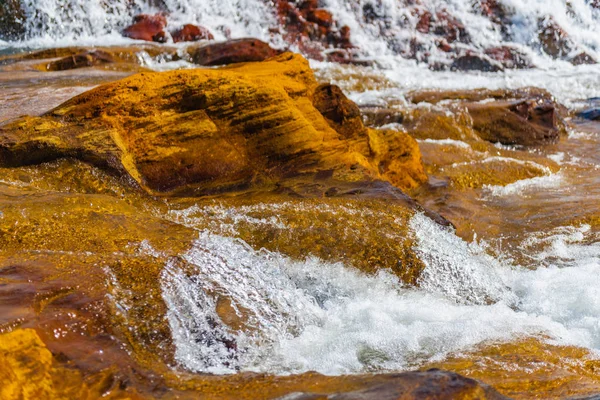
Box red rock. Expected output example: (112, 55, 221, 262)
(189, 38, 281, 66)
(416, 10, 432, 34)
(307, 9, 333, 27)
(273, 0, 355, 61)
(436, 39, 452, 52)
(433, 10, 469, 43)
(484, 46, 533, 69)
(171, 24, 214, 43)
(123, 13, 167, 42)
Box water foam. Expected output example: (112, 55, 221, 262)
(159, 212, 600, 375)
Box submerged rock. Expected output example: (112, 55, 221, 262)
(43, 50, 115, 71)
(0, 52, 426, 195)
(277, 369, 508, 400)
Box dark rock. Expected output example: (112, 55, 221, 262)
(273, 0, 355, 60)
(484, 46, 534, 69)
(171, 24, 214, 43)
(451, 53, 503, 72)
(0, 0, 25, 41)
(538, 16, 574, 58)
(189, 38, 281, 66)
(577, 108, 600, 120)
(122, 14, 167, 43)
(44, 50, 115, 71)
(275, 369, 508, 400)
(432, 11, 470, 43)
(467, 97, 564, 145)
(570, 51, 597, 65)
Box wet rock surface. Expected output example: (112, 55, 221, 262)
(0, 52, 426, 196)
(189, 38, 281, 65)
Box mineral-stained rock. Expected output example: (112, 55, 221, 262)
(189, 38, 281, 65)
(0, 52, 426, 196)
(171, 24, 214, 43)
(122, 13, 168, 43)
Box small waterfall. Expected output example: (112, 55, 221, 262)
(4, 0, 600, 67)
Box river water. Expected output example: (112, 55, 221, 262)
(1, 0, 600, 389)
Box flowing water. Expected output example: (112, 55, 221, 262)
(1, 0, 600, 395)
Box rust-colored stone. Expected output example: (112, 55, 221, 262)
(171, 23, 214, 43)
(189, 38, 280, 65)
(122, 13, 168, 43)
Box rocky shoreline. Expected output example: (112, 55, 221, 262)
(1, 37, 600, 400)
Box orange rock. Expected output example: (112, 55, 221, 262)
(0, 53, 427, 195)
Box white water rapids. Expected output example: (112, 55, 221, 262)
(160, 212, 600, 375)
(3, 0, 599, 378)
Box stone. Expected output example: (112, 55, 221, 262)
(189, 38, 281, 65)
(570, 51, 597, 65)
(466, 98, 564, 145)
(273, 0, 355, 60)
(171, 24, 214, 43)
(0, 0, 25, 41)
(406, 88, 569, 146)
(0, 53, 427, 196)
(538, 16, 574, 58)
(43, 50, 115, 71)
(275, 369, 508, 400)
(432, 11, 469, 44)
(451, 53, 503, 72)
(122, 13, 168, 43)
(484, 46, 533, 69)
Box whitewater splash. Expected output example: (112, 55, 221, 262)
(6, 0, 600, 64)
(160, 212, 600, 375)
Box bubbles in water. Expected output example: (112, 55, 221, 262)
(159, 212, 600, 376)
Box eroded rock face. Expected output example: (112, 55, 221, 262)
(0, 53, 426, 196)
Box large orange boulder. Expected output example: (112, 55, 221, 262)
(0, 53, 426, 195)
